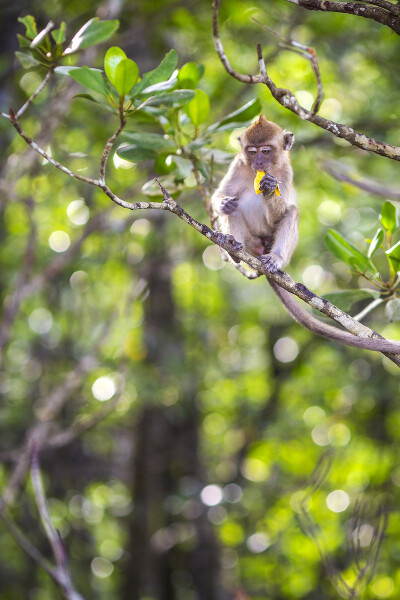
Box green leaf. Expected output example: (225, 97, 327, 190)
(386, 298, 400, 322)
(15, 51, 41, 69)
(51, 22, 66, 45)
(74, 93, 115, 112)
(324, 229, 376, 273)
(144, 89, 195, 108)
(17, 34, 31, 48)
(117, 145, 158, 162)
(323, 289, 379, 313)
(386, 240, 400, 271)
(208, 98, 262, 132)
(380, 201, 399, 234)
(56, 66, 108, 95)
(184, 89, 210, 127)
(104, 47, 126, 84)
(137, 78, 177, 96)
(132, 49, 178, 96)
(64, 18, 119, 54)
(113, 58, 139, 96)
(177, 62, 200, 90)
(368, 228, 384, 258)
(122, 132, 176, 152)
(18, 15, 38, 40)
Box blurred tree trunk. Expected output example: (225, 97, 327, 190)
(122, 215, 221, 600)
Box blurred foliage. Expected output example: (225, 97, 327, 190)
(1, 1, 400, 600)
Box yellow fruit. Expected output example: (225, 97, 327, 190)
(254, 171, 281, 196)
(254, 170, 265, 195)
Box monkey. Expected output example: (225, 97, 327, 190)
(212, 115, 298, 274)
(211, 115, 400, 355)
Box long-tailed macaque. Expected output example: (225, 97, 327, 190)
(212, 115, 400, 354)
(212, 115, 298, 273)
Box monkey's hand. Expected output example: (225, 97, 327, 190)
(259, 173, 278, 195)
(259, 252, 283, 274)
(220, 196, 239, 215)
(214, 231, 243, 253)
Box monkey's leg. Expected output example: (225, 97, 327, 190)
(260, 206, 299, 273)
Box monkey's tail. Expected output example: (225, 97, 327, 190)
(268, 280, 400, 354)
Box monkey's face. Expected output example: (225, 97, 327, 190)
(245, 145, 275, 173)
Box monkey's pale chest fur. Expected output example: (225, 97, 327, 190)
(238, 189, 273, 236)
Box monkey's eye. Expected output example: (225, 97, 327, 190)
(261, 147, 271, 154)
(247, 148, 257, 155)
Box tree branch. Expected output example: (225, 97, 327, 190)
(5, 85, 400, 365)
(283, 0, 400, 33)
(212, 0, 400, 161)
(324, 160, 400, 199)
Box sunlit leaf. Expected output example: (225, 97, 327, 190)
(113, 58, 139, 96)
(137, 78, 177, 96)
(104, 47, 126, 85)
(323, 289, 379, 313)
(368, 228, 384, 258)
(132, 49, 178, 96)
(324, 229, 376, 273)
(380, 201, 399, 234)
(177, 62, 200, 89)
(18, 15, 38, 40)
(184, 89, 210, 127)
(118, 133, 176, 162)
(64, 18, 119, 54)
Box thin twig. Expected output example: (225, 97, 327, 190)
(16, 66, 56, 119)
(354, 297, 384, 321)
(99, 97, 127, 184)
(252, 18, 324, 114)
(31, 445, 85, 600)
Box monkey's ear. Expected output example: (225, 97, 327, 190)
(283, 131, 294, 151)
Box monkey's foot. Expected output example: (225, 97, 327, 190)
(214, 231, 243, 253)
(260, 252, 283, 274)
(259, 173, 278, 195)
(220, 196, 239, 215)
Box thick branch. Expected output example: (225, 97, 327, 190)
(6, 96, 400, 365)
(283, 0, 400, 33)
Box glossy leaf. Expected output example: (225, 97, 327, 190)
(74, 93, 115, 112)
(132, 49, 178, 96)
(368, 228, 384, 258)
(323, 289, 379, 313)
(117, 145, 158, 162)
(104, 47, 126, 85)
(208, 98, 262, 132)
(56, 66, 108, 95)
(113, 58, 139, 96)
(324, 229, 376, 273)
(177, 62, 200, 89)
(137, 78, 177, 96)
(144, 89, 195, 108)
(64, 18, 119, 54)
(380, 201, 399, 234)
(51, 22, 67, 45)
(184, 89, 210, 127)
(18, 15, 38, 40)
